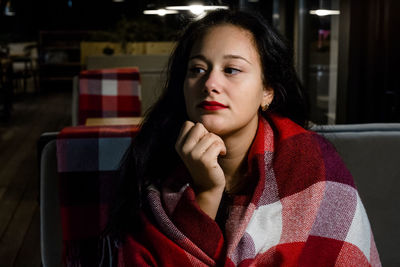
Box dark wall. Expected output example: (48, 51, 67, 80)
(34, 0, 148, 30)
(0, 0, 38, 40)
(0, 0, 159, 41)
(337, 0, 400, 123)
(0, 0, 272, 41)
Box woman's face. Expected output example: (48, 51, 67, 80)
(183, 24, 273, 137)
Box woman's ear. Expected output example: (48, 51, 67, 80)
(261, 86, 274, 109)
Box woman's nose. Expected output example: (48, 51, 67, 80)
(203, 70, 221, 94)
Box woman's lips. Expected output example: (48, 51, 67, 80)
(199, 101, 228, 110)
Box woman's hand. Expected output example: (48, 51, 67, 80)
(175, 121, 227, 191)
(175, 121, 227, 219)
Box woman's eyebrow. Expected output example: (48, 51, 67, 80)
(223, 54, 252, 65)
(189, 54, 252, 65)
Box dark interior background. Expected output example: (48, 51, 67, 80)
(0, 0, 399, 123)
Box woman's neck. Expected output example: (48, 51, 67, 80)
(218, 116, 259, 194)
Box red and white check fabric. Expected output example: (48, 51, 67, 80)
(56, 124, 140, 265)
(78, 68, 141, 125)
(120, 114, 381, 266)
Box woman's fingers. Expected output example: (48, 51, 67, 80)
(175, 121, 195, 150)
(200, 139, 227, 165)
(190, 132, 226, 160)
(177, 122, 209, 155)
(176, 121, 226, 160)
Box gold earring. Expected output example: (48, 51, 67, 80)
(262, 103, 269, 111)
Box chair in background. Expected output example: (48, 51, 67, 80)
(0, 54, 13, 120)
(39, 123, 400, 266)
(76, 67, 141, 125)
(38, 132, 61, 267)
(10, 44, 38, 94)
(39, 124, 139, 266)
(85, 54, 169, 119)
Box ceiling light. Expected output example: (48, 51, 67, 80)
(143, 8, 179, 16)
(189, 5, 204, 15)
(166, 4, 228, 15)
(309, 9, 340, 16)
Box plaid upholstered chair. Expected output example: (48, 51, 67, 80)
(39, 125, 139, 266)
(76, 68, 141, 125)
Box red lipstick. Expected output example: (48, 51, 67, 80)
(199, 101, 228, 110)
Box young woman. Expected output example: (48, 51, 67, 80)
(105, 9, 381, 266)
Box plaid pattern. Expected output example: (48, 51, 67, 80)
(120, 114, 381, 266)
(56, 125, 140, 265)
(78, 68, 141, 125)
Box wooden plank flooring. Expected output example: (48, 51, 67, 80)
(0, 88, 71, 266)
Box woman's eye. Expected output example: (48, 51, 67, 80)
(189, 67, 206, 74)
(225, 68, 241, 75)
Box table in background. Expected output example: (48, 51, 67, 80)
(85, 117, 143, 126)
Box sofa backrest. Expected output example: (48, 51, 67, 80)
(40, 123, 400, 266)
(313, 123, 400, 267)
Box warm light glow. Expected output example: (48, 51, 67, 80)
(143, 9, 179, 16)
(189, 5, 204, 15)
(166, 5, 229, 14)
(309, 9, 340, 16)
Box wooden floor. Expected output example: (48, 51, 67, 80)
(0, 87, 71, 266)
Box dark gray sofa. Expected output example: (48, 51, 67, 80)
(312, 123, 400, 266)
(39, 123, 400, 266)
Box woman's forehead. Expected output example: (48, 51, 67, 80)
(189, 24, 259, 59)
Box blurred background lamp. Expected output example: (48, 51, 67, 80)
(143, 9, 179, 16)
(310, 0, 340, 16)
(166, 4, 229, 15)
(189, 5, 204, 15)
(4, 0, 16, 16)
(309, 9, 340, 16)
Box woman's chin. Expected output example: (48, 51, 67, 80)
(198, 118, 228, 136)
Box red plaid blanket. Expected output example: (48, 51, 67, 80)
(56, 125, 140, 265)
(120, 115, 381, 266)
(78, 68, 141, 125)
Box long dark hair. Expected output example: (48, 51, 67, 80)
(105, 9, 308, 240)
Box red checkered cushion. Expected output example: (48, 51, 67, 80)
(56, 125, 140, 265)
(78, 68, 141, 125)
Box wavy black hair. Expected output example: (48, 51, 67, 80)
(104, 9, 308, 241)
